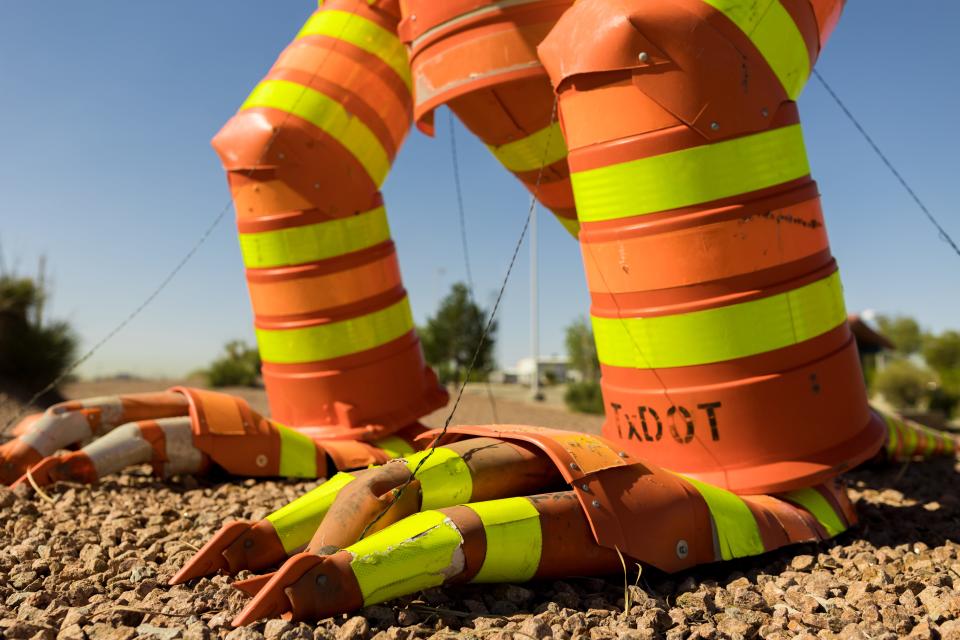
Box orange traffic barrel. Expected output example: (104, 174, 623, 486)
(539, 0, 884, 494)
(213, 0, 447, 436)
(399, 0, 579, 236)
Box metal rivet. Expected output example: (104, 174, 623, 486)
(618, 451, 628, 458)
(638, 51, 649, 63)
(591, 499, 601, 509)
(710, 122, 720, 131)
(676, 539, 689, 559)
(761, 107, 770, 117)
(569, 462, 580, 471)
(244, 539, 254, 549)
(255, 454, 268, 468)
(580, 484, 590, 492)
(410, 14, 417, 21)
(315, 574, 327, 586)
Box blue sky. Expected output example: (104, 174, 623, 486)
(0, 1, 957, 379)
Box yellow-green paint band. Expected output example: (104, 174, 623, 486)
(242, 79, 390, 186)
(682, 475, 765, 561)
(701, 0, 810, 99)
(266, 472, 355, 554)
(348, 510, 464, 606)
(277, 425, 318, 478)
(487, 122, 568, 173)
(297, 10, 412, 91)
(373, 435, 415, 460)
(593, 271, 846, 369)
(466, 497, 543, 583)
(405, 447, 473, 511)
(239, 206, 390, 269)
(571, 125, 810, 223)
(781, 487, 846, 537)
(256, 296, 414, 364)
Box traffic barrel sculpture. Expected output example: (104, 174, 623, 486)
(538, 0, 885, 494)
(399, 0, 580, 236)
(212, 0, 447, 433)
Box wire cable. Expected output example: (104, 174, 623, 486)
(448, 109, 500, 424)
(813, 69, 960, 259)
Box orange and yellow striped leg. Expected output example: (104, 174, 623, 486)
(0, 392, 189, 485)
(876, 408, 958, 462)
(212, 0, 446, 433)
(232, 475, 856, 624)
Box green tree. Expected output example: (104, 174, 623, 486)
(873, 358, 936, 409)
(205, 340, 262, 387)
(922, 330, 960, 416)
(0, 274, 77, 392)
(564, 317, 599, 383)
(420, 283, 496, 384)
(875, 314, 923, 355)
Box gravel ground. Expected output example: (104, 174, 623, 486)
(1, 389, 959, 639)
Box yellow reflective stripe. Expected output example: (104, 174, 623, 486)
(348, 510, 463, 605)
(486, 122, 568, 173)
(373, 435, 415, 460)
(781, 487, 846, 537)
(256, 297, 414, 364)
(405, 448, 473, 510)
(466, 497, 543, 583)
(266, 472, 355, 554)
(277, 425, 318, 478)
(571, 125, 809, 222)
(701, 0, 810, 99)
(242, 80, 390, 186)
(593, 271, 845, 369)
(682, 475, 764, 561)
(239, 206, 390, 269)
(902, 417, 919, 456)
(296, 10, 412, 91)
(882, 413, 900, 456)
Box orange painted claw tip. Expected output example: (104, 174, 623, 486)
(232, 572, 276, 597)
(11, 456, 61, 489)
(169, 521, 253, 585)
(231, 554, 324, 627)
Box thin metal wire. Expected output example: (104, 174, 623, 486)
(448, 109, 500, 424)
(3, 9, 358, 432)
(813, 69, 960, 259)
(360, 99, 561, 539)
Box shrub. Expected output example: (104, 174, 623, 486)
(205, 341, 261, 388)
(564, 381, 605, 415)
(0, 275, 77, 391)
(872, 359, 936, 409)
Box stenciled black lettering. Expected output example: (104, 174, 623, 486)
(668, 405, 695, 444)
(610, 402, 624, 439)
(624, 413, 644, 442)
(639, 405, 662, 442)
(697, 402, 722, 441)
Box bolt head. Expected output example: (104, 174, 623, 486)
(591, 499, 601, 509)
(580, 483, 590, 492)
(676, 539, 689, 559)
(761, 107, 770, 117)
(569, 462, 580, 471)
(255, 454, 268, 468)
(638, 51, 650, 63)
(618, 451, 628, 458)
(710, 122, 720, 131)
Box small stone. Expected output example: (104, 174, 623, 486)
(337, 617, 369, 640)
(224, 628, 264, 640)
(83, 623, 136, 640)
(135, 624, 182, 640)
(264, 620, 293, 640)
(518, 615, 552, 639)
(790, 555, 815, 571)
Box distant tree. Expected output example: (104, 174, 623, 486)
(873, 358, 936, 409)
(205, 340, 262, 388)
(922, 330, 960, 416)
(0, 274, 77, 391)
(875, 314, 923, 355)
(565, 317, 599, 383)
(420, 283, 496, 384)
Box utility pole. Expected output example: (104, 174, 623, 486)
(530, 204, 543, 401)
